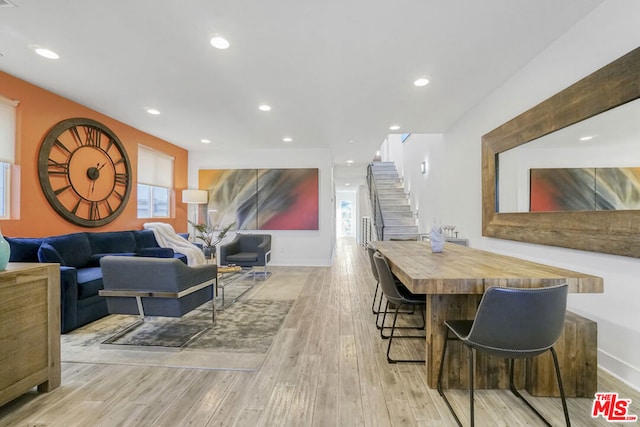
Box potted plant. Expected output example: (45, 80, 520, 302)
(188, 221, 236, 259)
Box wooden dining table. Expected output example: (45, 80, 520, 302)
(373, 240, 604, 395)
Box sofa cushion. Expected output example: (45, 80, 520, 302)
(76, 267, 104, 300)
(139, 247, 175, 258)
(88, 231, 136, 254)
(6, 237, 43, 262)
(37, 242, 64, 264)
(90, 252, 138, 265)
(225, 252, 258, 263)
(132, 229, 160, 250)
(44, 233, 92, 268)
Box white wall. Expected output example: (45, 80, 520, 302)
(188, 147, 334, 266)
(384, 1, 640, 389)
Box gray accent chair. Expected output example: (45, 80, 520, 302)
(218, 234, 272, 276)
(437, 284, 570, 427)
(99, 256, 217, 318)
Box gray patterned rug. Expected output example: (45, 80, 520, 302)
(62, 277, 295, 371)
(107, 299, 292, 352)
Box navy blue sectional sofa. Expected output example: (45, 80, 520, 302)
(7, 230, 188, 333)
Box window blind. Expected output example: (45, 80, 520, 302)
(137, 145, 174, 188)
(0, 95, 19, 163)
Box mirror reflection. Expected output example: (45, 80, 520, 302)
(497, 97, 640, 213)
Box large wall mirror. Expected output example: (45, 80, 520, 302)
(482, 46, 640, 258)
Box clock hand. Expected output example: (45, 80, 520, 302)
(89, 163, 101, 195)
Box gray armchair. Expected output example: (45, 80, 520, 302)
(99, 256, 217, 318)
(218, 234, 271, 277)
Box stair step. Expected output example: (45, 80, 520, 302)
(384, 218, 416, 226)
(383, 232, 421, 241)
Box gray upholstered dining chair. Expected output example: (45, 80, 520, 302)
(366, 244, 382, 315)
(372, 252, 426, 363)
(437, 283, 571, 427)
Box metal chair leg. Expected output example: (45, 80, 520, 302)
(386, 304, 426, 363)
(378, 298, 425, 334)
(507, 352, 571, 427)
(437, 329, 463, 427)
(371, 281, 380, 314)
(551, 347, 572, 427)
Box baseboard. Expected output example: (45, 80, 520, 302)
(598, 349, 640, 392)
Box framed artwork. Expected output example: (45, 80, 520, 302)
(530, 167, 640, 212)
(198, 168, 319, 230)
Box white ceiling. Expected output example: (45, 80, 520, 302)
(0, 0, 603, 190)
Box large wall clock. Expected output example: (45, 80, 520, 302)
(38, 118, 132, 227)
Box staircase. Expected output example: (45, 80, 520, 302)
(368, 162, 420, 240)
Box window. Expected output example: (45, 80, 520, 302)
(0, 95, 18, 219)
(137, 145, 174, 218)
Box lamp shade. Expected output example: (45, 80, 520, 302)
(182, 189, 208, 204)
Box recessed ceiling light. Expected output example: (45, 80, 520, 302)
(201, 139, 211, 144)
(146, 108, 161, 115)
(282, 137, 293, 143)
(347, 140, 354, 144)
(389, 125, 400, 131)
(347, 160, 354, 165)
(258, 104, 272, 112)
(345, 183, 351, 186)
(414, 77, 430, 87)
(579, 136, 594, 141)
(33, 47, 59, 59)
(210, 35, 230, 50)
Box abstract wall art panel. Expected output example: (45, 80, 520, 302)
(198, 168, 319, 230)
(530, 167, 640, 212)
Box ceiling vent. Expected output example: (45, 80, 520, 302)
(0, 0, 16, 7)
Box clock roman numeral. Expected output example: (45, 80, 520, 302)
(89, 201, 101, 220)
(84, 126, 102, 147)
(69, 126, 84, 148)
(53, 139, 72, 155)
(54, 185, 72, 196)
(115, 173, 129, 185)
(71, 199, 82, 215)
(48, 159, 69, 175)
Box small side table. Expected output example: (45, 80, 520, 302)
(216, 265, 243, 306)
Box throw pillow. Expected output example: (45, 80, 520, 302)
(37, 242, 65, 265)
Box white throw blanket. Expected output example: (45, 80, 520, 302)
(143, 222, 206, 266)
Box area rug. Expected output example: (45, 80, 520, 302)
(61, 277, 294, 371)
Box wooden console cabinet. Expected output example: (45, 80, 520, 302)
(0, 263, 61, 407)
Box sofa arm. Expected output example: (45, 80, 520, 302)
(59, 266, 79, 334)
(138, 247, 175, 258)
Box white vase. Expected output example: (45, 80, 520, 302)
(0, 227, 10, 271)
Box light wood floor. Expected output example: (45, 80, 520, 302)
(1, 238, 638, 426)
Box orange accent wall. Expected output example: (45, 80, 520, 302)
(0, 71, 189, 237)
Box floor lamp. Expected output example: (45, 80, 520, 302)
(182, 189, 208, 241)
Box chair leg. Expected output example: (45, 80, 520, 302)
(437, 329, 463, 427)
(386, 304, 426, 363)
(372, 281, 380, 314)
(551, 347, 572, 427)
(377, 297, 425, 333)
(468, 346, 475, 427)
(508, 358, 557, 427)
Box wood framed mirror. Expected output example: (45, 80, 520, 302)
(482, 46, 640, 258)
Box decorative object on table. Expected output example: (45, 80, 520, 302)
(188, 221, 235, 260)
(0, 226, 9, 270)
(37, 118, 132, 227)
(430, 223, 444, 253)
